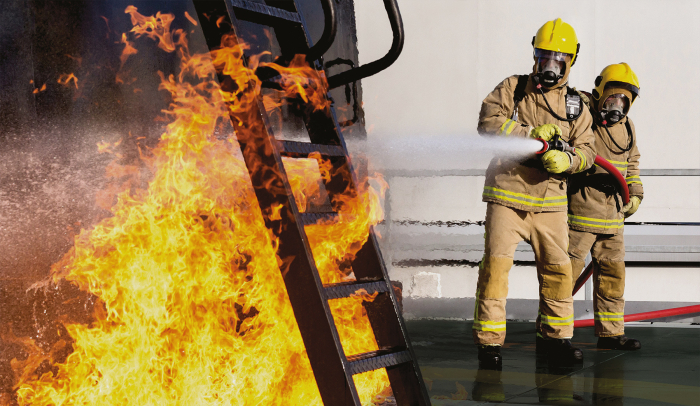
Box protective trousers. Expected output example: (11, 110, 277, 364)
(473, 203, 574, 346)
(568, 229, 626, 337)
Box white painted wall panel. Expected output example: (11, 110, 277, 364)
(630, 176, 700, 222)
(356, 0, 700, 222)
(388, 176, 486, 221)
(357, 0, 700, 308)
(625, 267, 700, 302)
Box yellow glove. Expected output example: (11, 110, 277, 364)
(541, 150, 571, 173)
(530, 124, 562, 141)
(622, 196, 642, 218)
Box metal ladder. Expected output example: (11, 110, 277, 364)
(192, 1, 429, 405)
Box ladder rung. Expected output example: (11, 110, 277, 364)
(300, 212, 339, 225)
(324, 280, 389, 300)
(346, 349, 412, 375)
(278, 140, 346, 157)
(230, 0, 302, 23)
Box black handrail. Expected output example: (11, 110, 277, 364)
(326, 0, 404, 89)
(305, 0, 337, 62)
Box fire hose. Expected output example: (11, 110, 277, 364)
(535, 138, 700, 325)
(574, 304, 700, 328)
(572, 261, 700, 326)
(534, 136, 631, 292)
(534, 135, 630, 206)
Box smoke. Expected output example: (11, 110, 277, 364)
(347, 133, 543, 171)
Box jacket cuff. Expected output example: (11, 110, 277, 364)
(628, 184, 644, 198)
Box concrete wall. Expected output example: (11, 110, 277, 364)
(353, 0, 700, 319)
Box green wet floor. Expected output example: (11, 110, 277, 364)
(406, 321, 700, 405)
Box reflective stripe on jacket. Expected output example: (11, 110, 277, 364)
(568, 116, 643, 235)
(478, 74, 596, 212)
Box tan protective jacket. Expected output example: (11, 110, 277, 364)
(568, 115, 643, 234)
(478, 74, 596, 212)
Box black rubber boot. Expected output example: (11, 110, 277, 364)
(597, 335, 641, 350)
(477, 345, 503, 370)
(540, 339, 583, 364)
(535, 335, 547, 354)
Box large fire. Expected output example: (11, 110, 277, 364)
(6, 7, 390, 406)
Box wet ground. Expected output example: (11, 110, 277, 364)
(406, 320, 700, 405)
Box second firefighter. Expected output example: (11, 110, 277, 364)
(568, 63, 643, 350)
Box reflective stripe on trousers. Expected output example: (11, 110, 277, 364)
(568, 214, 624, 229)
(539, 311, 574, 327)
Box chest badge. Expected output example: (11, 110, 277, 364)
(566, 94, 581, 119)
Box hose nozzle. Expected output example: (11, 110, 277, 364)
(534, 135, 576, 155)
(534, 138, 550, 155)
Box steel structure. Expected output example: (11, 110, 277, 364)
(192, 1, 429, 405)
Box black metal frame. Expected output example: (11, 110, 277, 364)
(305, 0, 337, 61)
(192, 1, 427, 405)
(228, 0, 337, 62)
(326, 0, 404, 89)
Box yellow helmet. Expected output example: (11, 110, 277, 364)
(592, 62, 641, 103)
(532, 18, 580, 66)
(592, 63, 640, 125)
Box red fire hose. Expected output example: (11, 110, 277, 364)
(572, 262, 594, 295)
(574, 304, 700, 328)
(593, 155, 630, 205)
(570, 155, 630, 293)
(534, 138, 630, 205)
(533, 141, 699, 328)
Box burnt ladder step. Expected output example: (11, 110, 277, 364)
(324, 280, 389, 300)
(230, 0, 301, 23)
(278, 140, 346, 158)
(346, 349, 413, 375)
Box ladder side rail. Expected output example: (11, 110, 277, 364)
(303, 52, 432, 404)
(257, 9, 430, 401)
(293, 41, 433, 402)
(191, 3, 359, 405)
(352, 231, 432, 406)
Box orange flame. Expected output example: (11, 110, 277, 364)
(184, 11, 198, 26)
(12, 8, 390, 406)
(57, 73, 78, 89)
(125, 6, 177, 53)
(116, 33, 138, 85)
(32, 83, 46, 94)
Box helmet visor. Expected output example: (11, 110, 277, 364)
(534, 48, 572, 62)
(534, 49, 571, 77)
(603, 93, 630, 114)
(604, 81, 641, 100)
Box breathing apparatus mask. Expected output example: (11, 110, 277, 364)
(533, 49, 571, 88)
(599, 93, 629, 125)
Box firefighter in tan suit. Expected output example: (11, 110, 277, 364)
(474, 18, 596, 368)
(568, 63, 643, 350)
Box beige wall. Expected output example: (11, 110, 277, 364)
(354, 0, 700, 306)
(355, 0, 700, 223)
